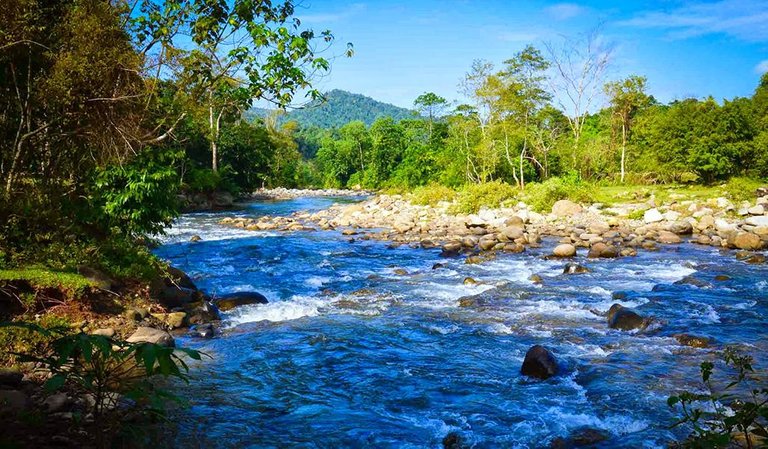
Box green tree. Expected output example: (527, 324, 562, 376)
(414, 92, 449, 139)
(604, 75, 650, 182)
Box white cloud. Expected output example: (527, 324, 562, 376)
(756, 60, 768, 74)
(620, 0, 768, 42)
(544, 3, 586, 21)
(299, 3, 366, 24)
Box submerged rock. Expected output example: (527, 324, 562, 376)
(674, 334, 712, 348)
(520, 345, 558, 380)
(189, 323, 215, 339)
(443, 432, 469, 449)
(550, 427, 610, 448)
(607, 304, 645, 331)
(563, 263, 591, 274)
(215, 292, 269, 312)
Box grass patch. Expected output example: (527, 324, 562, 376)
(0, 314, 72, 366)
(409, 183, 456, 206)
(449, 180, 518, 214)
(721, 177, 764, 203)
(0, 268, 98, 296)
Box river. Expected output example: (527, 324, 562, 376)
(154, 196, 768, 448)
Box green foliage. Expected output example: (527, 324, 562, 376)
(522, 174, 596, 212)
(0, 315, 71, 366)
(3, 322, 205, 445)
(91, 148, 180, 237)
(450, 181, 518, 214)
(409, 184, 456, 206)
(668, 347, 768, 448)
(247, 90, 415, 129)
(721, 177, 764, 203)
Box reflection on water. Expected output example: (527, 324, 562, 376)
(155, 197, 768, 448)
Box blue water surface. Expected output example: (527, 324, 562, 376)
(154, 197, 768, 448)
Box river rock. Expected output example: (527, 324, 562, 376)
(607, 304, 645, 331)
(0, 390, 29, 412)
(520, 345, 558, 380)
(190, 235, 202, 242)
(43, 393, 70, 413)
(529, 274, 543, 284)
(730, 232, 763, 250)
(552, 200, 582, 217)
(151, 312, 187, 329)
(501, 226, 525, 241)
(563, 263, 590, 274)
(587, 242, 618, 258)
(745, 216, 768, 227)
(215, 292, 269, 311)
(126, 327, 175, 347)
(656, 230, 682, 244)
(463, 277, 478, 285)
(443, 432, 469, 449)
(667, 221, 693, 235)
(748, 204, 765, 215)
(189, 323, 215, 339)
(478, 236, 498, 251)
(91, 328, 115, 338)
(552, 244, 577, 258)
(0, 369, 23, 388)
(643, 208, 664, 223)
(674, 334, 712, 348)
(550, 427, 610, 448)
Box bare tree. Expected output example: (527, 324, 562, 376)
(544, 28, 613, 168)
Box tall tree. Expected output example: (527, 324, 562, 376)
(545, 29, 612, 170)
(414, 92, 448, 139)
(604, 75, 650, 183)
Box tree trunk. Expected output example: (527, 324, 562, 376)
(620, 121, 626, 183)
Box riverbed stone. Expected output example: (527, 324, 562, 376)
(520, 345, 558, 380)
(674, 334, 712, 348)
(587, 242, 618, 258)
(730, 232, 763, 250)
(0, 369, 22, 388)
(552, 200, 582, 217)
(656, 230, 682, 244)
(563, 263, 590, 274)
(215, 292, 269, 311)
(607, 304, 645, 331)
(667, 221, 693, 235)
(126, 327, 175, 347)
(746, 216, 768, 227)
(91, 328, 115, 338)
(552, 244, 577, 258)
(643, 208, 664, 223)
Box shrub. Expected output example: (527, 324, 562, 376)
(450, 180, 518, 214)
(409, 183, 456, 206)
(721, 177, 763, 203)
(523, 175, 596, 212)
(668, 347, 768, 448)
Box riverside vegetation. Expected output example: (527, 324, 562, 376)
(1, 0, 767, 447)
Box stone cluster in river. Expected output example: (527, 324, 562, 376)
(219, 190, 768, 261)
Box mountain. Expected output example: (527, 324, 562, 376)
(245, 89, 416, 128)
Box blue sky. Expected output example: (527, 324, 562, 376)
(293, 0, 768, 110)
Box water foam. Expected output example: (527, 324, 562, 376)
(225, 295, 330, 325)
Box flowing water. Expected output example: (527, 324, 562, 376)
(155, 196, 768, 448)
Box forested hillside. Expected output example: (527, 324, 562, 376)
(246, 90, 415, 128)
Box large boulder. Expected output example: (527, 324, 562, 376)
(520, 345, 559, 380)
(126, 327, 175, 347)
(607, 304, 645, 331)
(501, 226, 525, 241)
(552, 200, 582, 217)
(730, 232, 763, 250)
(151, 266, 203, 308)
(667, 221, 693, 235)
(745, 216, 768, 227)
(587, 242, 618, 258)
(552, 244, 577, 258)
(212, 191, 234, 208)
(215, 291, 269, 312)
(656, 230, 682, 244)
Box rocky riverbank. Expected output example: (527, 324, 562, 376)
(219, 189, 768, 261)
(248, 187, 371, 200)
